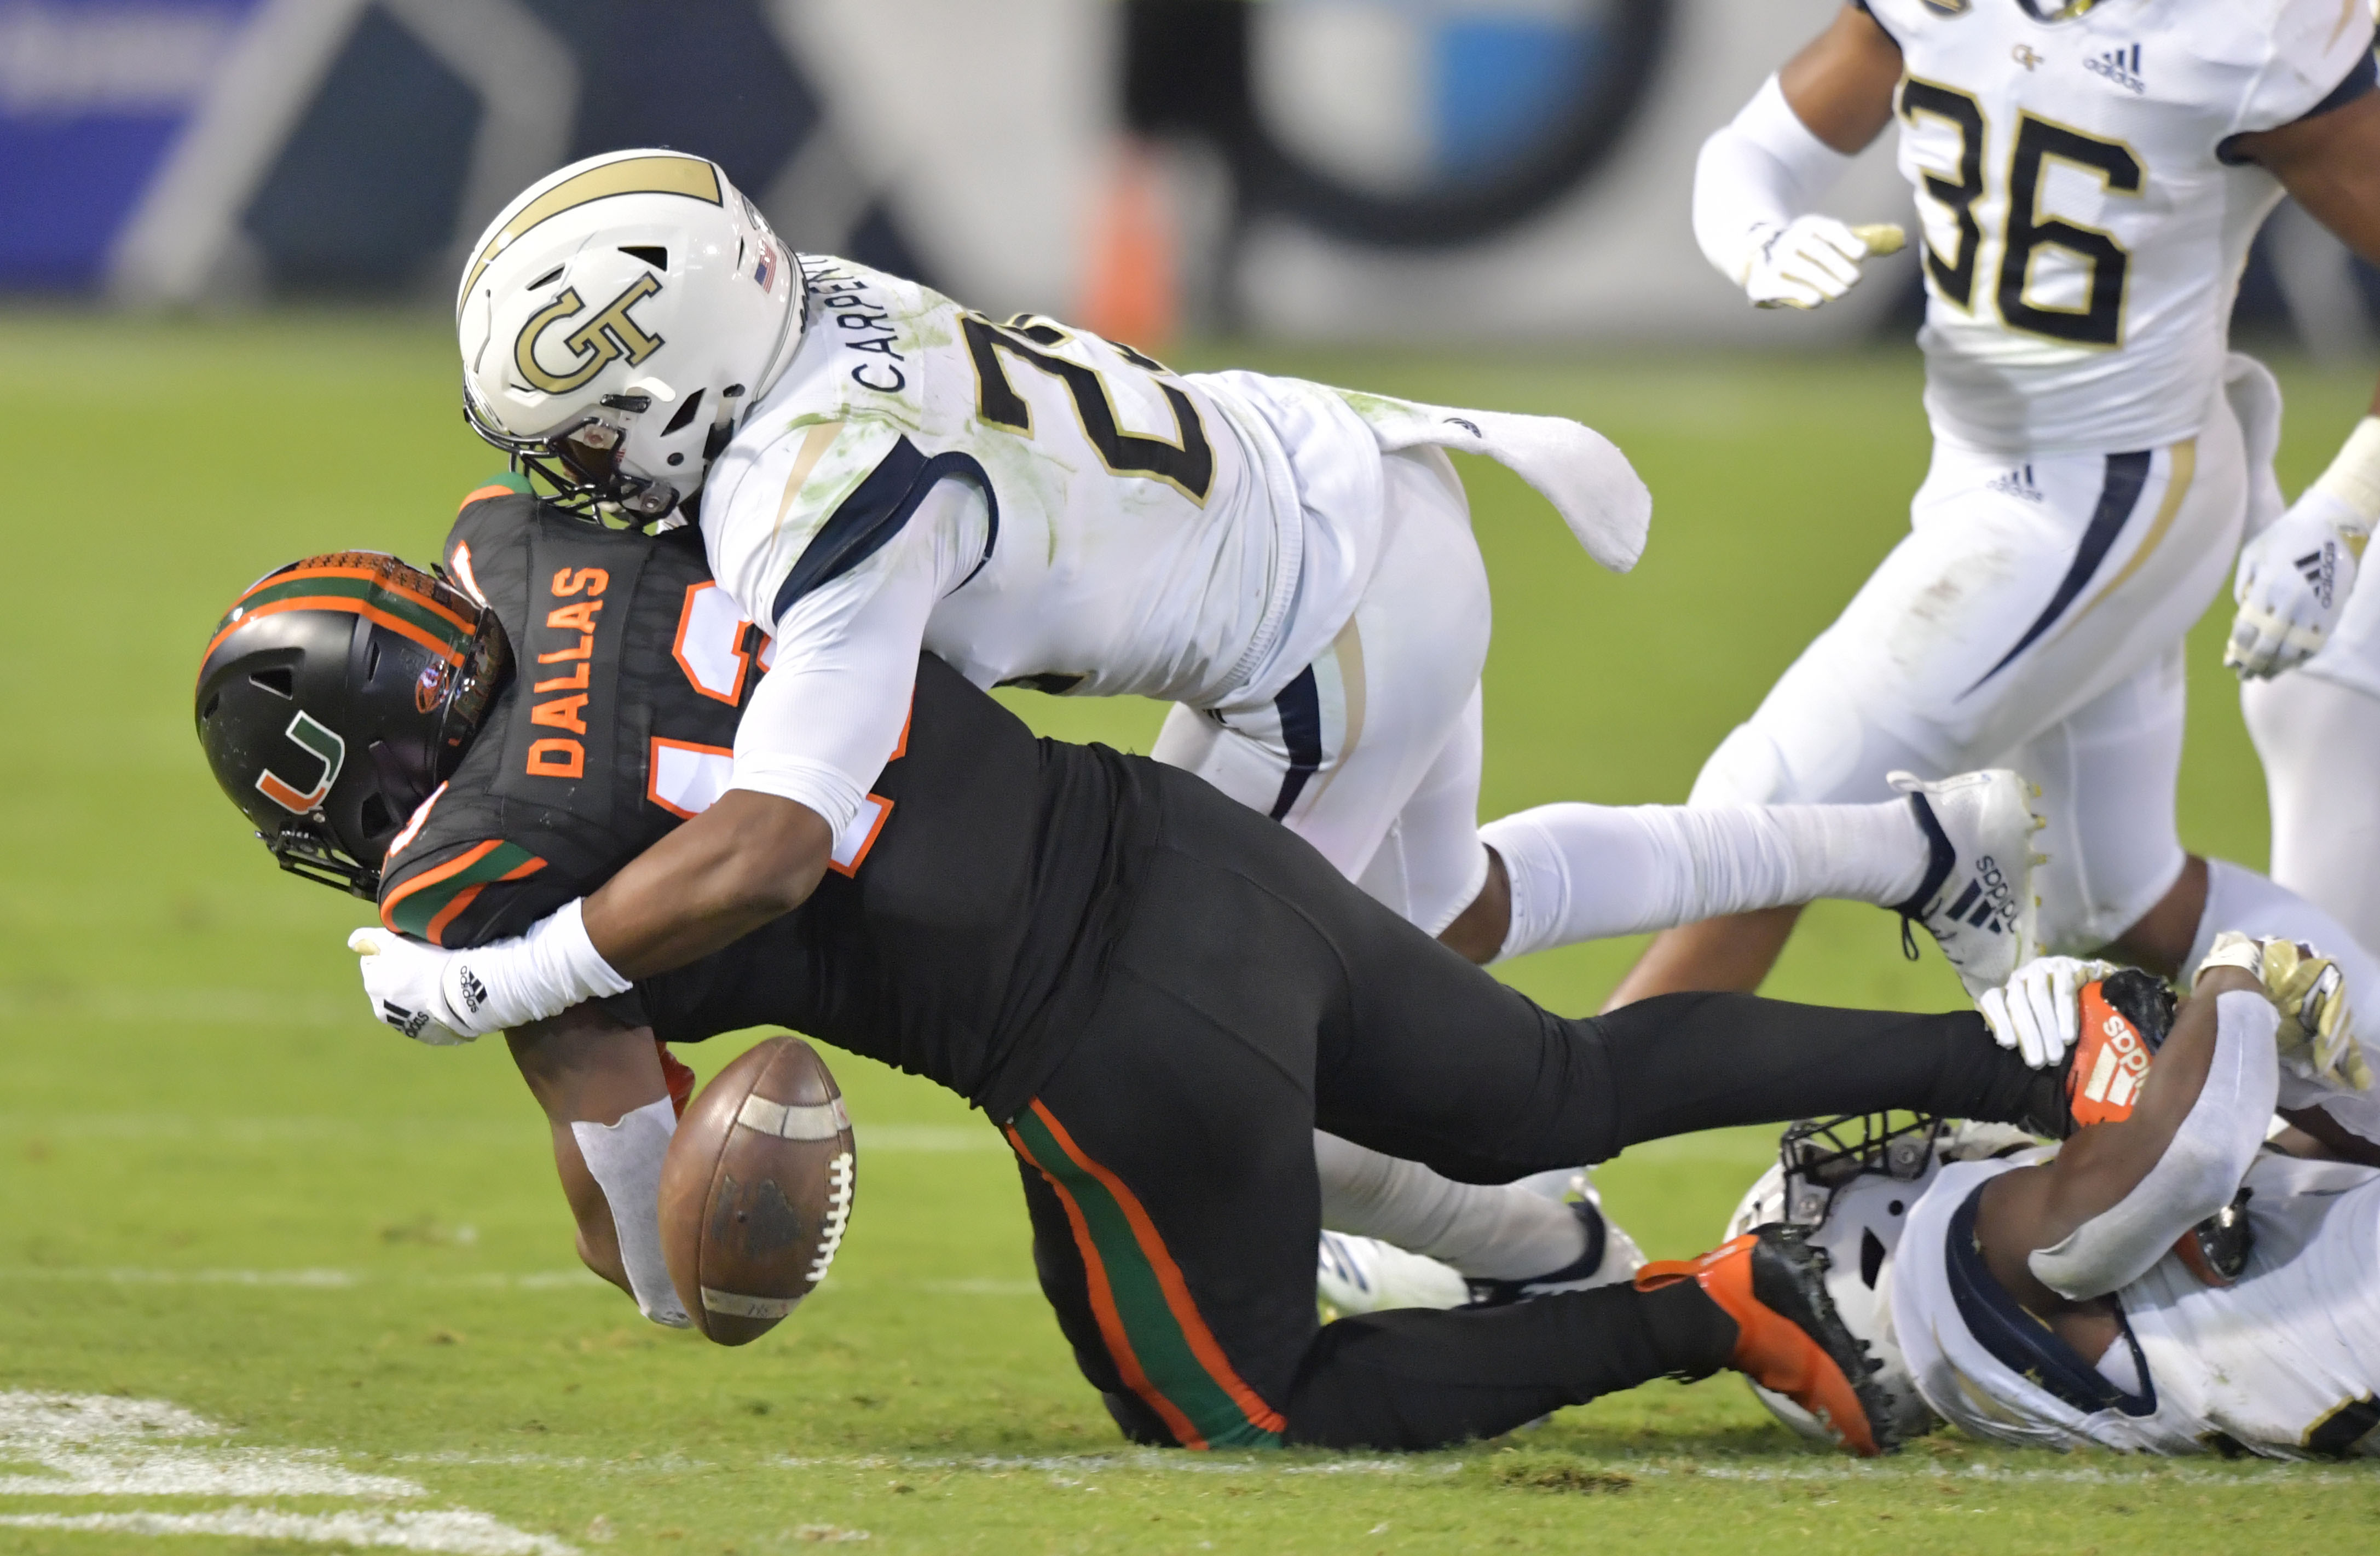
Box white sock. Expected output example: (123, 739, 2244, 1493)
(1481, 800, 1928, 961)
(571, 1098, 690, 1327)
(1312, 1132, 1584, 1281)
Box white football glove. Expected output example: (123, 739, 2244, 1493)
(1742, 215, 1873, 310)
(2196, 931, 2372, 1092)
(1977, 956, 2121, 1069)
(2226, 488, 2365, 679)
(348, 927, 475, 1046)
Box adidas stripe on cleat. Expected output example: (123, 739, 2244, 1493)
(1888, 769, 2047, 998)
(2065, 972, 2169, 1126)
(1635, 1224, 1897, 1456)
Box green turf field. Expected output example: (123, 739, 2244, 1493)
(2, 312, 2376, 1554)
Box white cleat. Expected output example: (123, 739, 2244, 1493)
(1315, 1231, 1470, 1319)
(1465, 1167, 1646, 1306)
(1887, 769, 2047, 998)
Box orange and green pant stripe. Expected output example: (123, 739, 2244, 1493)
(1006, 1099, 1286, 1449)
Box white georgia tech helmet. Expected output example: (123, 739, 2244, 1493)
(457, 148, 804, 522)
(1725, 1115, 2038, 1445)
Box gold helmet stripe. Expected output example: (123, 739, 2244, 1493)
(459, 154, 723, 314)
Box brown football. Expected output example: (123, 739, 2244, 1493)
(659, 1035, 857, 1345)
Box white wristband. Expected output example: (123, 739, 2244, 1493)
(440, 898, 632, 1036)
(2310, 416, 2380, 535)
(571, 1098, 690, 1327)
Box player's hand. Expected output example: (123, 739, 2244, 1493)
(1742, 216, 1874, 310)
(2197, 932, 2372, 1092)
(2226, 490, 2364, 678)
(1977, 956, 2121, 1069)
(348, 927, 474, 1046)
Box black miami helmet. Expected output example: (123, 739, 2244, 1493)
(194, 552, 510, 897)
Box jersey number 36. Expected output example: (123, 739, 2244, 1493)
(1902, 79, 2141, 348)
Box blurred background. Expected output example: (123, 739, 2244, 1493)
(7, 0, 2378, 349)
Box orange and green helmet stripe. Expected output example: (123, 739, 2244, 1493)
(1007, 1100, 1286, 1449)
(380, 838, 546, 946)
(200, 555, 482, 677)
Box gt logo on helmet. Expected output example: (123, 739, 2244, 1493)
(256, 711, 347, 814)
(514, 274, 667, 395)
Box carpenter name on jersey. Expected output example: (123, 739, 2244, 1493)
(699, 254, 1292, 707)
(378, 485, 1147, 1116)
(1859, 0, 2376, 453)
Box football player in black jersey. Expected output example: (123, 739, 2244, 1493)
(195, 485, 2081, 1455)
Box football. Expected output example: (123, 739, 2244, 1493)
(658, 1035, 858, 1346)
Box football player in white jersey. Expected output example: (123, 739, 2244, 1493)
(1619, 2, 2380, 1047)
(1717, 942, 2380, 1459)
(363, 147, 2062, 1300)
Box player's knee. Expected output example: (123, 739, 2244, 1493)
(1688, 723, 1793, 807)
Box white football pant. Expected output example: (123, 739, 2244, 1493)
(2242, 602, 2380, 958)
(1691, 390, 2249, 953)
(1153, 445, 1493, 936)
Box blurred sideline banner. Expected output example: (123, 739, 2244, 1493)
(2, 0, 2373, 351)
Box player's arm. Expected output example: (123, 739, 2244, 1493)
(2221, 59, 2380, 676)
(353, 498, 962, 1040)
(506, 1001, 685, 1324)
(578, 505, 952, 973)
(1973, 965, 2274, 1312)
(1692, 4, 1902, 310)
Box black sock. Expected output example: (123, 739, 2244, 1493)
(1280, 1282, 1737, 1450)
(1593, 992, 2063, 1148)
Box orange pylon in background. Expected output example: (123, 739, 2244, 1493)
(1079, 140, 1179, 352)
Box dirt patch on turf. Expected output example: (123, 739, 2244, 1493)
(1481, 1453, 1634, 1494)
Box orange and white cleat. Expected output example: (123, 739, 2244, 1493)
(1634, 1223, 1897, 1456)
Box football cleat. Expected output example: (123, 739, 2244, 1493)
(1314, 1232, 1469, 1319)
(1465, 1171, 1646, 1306)
(1888, 769, 2047, 998)
(1635, 1224, 1897, 1456)
(2064, 969, 2172, 1126)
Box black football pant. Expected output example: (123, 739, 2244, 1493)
(1005, 770, 2062, 1451)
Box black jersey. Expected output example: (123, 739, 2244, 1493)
(378, 484, 1151, 1119)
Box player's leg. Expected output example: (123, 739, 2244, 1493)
(2012, 649, 2380, 1150)
(1142, 766, 2070, 1177)
(2018, 647, 2192, 969)
(1613, 425, 2242, 1005)
(1312, 1132, 1635, 1287)
(1013, 836, 1902, 1451)
(2243, 667, 2380, 953)
(1151, 446, 1492, 927)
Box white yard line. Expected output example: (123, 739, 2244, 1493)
(0, 1509, 576, 1555)
(0, 1393, 573, 1554)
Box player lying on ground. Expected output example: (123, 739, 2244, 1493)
(1622, 0, 2380, 1026)
(195, 500, 2092, 1454)
(413, 146, 2043, 1110)
(1729, 947, 2379, 1457)
(340, 476, 2040, 1296)
(1330, 950, 2380, 1456)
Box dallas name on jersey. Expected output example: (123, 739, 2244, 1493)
(1863, 0, 2376, 453)
(699, 254, 1369, 708)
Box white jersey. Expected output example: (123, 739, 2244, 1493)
(1863, 0, 2376, 454)
(1892, 1154, 2380, 1457)
(703, 255, 1380, 708)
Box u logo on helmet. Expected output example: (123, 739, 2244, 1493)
(257, 711, 346, 814)
(514, 274, 667, 395)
